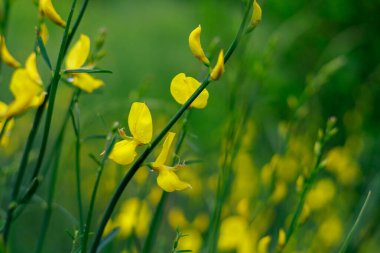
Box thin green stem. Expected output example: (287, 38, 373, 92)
(0, 0, 11, 80)
(338, 191, 372, 253)
(1, 0, 82, 244)
(82, 128, 118, 253)
(0, 117, 10, 141)
(141, 110, 191, 253)
(70, 90, 84, 231)
(34, 90, 78, 253)
(90, 2, 251, 251)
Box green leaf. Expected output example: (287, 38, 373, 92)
(36, 34, 52, 70)
(97, 227, 120, 253)
(63, 68, 112, 74)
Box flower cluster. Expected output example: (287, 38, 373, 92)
(109, 25, 227, 192)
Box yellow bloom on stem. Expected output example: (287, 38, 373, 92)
(0, 36, 21, 68)
(0, 102, 15, 147)
(39, 0, 66, 27)
(151, 132, 191, 192)
(210, 50, 225, 81)
(170, 73, 209, 109)
(3, 53, 45, 119)
(109, 102, 152, 166)
(65, 34, 104, 93)
(249, 0, 262, 30)
(189, 25, 210, 66)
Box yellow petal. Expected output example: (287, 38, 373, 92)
(5, 95, 35, 118)
(156, 168, 191, 192)
(258, 235, 271, 253)
(26, 53, 42, 85)
(71, 73, 104, 93)
(210, 50, 225, 81)
(128, 102, 153, 144)
(109, 140, 138, 166)
(66, 34, 90, 69)
(0, 36, 21, 68)
(189, 25, 210, 65)
(249, 0, 262, 30)
(40, 23, 49, 44)
(39, 0, 66, 27)
(170, 73, 209, 109)
(0, 103, 14, 147)
(6, 69, 44, 118)
(153, 132, 175, 167)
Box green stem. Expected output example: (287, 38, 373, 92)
(90, 2, 251, 250)
(0, 117, 10, 141)
(34, 90, 78, 253)
(82, 128, 118, 253)
(141, 110, 191, 253)
(337, 191, 372, 253)
(0, 0, 11, 81)
(1, 0, 81, 244)
(70, 90, 84, 231)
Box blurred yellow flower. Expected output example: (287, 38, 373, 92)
(170, 73, 209, 109)
(325, 147, 360, 185)
(249, 0, 262, 30)
(257, 235, 271, 253)
(65, 34, 104, 93)
(39, 0, 66, 27)
(318, 215, 343, 247)
(3, 53, 45, 119)
(151, 132, 191, 192)
(189, 25, 210, 65)
(0, 102, 14, 147)
(210, 50, 225, 81)
(168, 207, 188, 229)
(115, 198, 151, 237)
(0, 36, 20, 68)
(218, 216, 248, 250)
(306, 178, 336, 210)
(109, 102, 152, 165)
(178, 228, 202, 253)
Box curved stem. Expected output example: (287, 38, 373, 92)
(90, 2, 252, 252)
(70, 90, 84, 231)
(141, 110, 191, 253)
(82, 129, 117, 253)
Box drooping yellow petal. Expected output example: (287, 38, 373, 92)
(109, 139, 139, 166)
(249, 0, 262, 30)
(128, 102, 153, 144)
(170, 73, 209, 109)
(71, 73, 104, 93)
(9, 69, 41, 99)
(153, 132, 175, 167)
(0, 103, 14, 147)
(189, 25, 210, 65)
(210, 50, 225, 81)
(257, 235, 271, 253)
(156, 168, 191, 192)
(66, 34, 90, 69)
(39, 23, 49, 44)
(39, 0, 66, 27)
(0, 36, 21, 68)
(5, 95, 35, 118)
(26, 53, 42, 85)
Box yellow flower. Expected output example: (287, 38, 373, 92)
(3, 53, 45, 119)
(189, 25, 210, 65)
(210, 50, 225, 81)
(249, 0, 262, 30)
(0, 36, 20, 68)
(65, 34, 104, 93)
(0, 102, 15, 147)
(257, 235, 271, 253)
(151, 132, 191, 192)
(39, 23, 49, 44)
(170, 73, 209, 109)
(109, 102, 152, 165)
(39, 0, 66, 27)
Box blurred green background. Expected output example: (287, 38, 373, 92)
(1, 0, 380, 252)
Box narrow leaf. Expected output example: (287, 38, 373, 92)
(63, 68, 112, 74)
